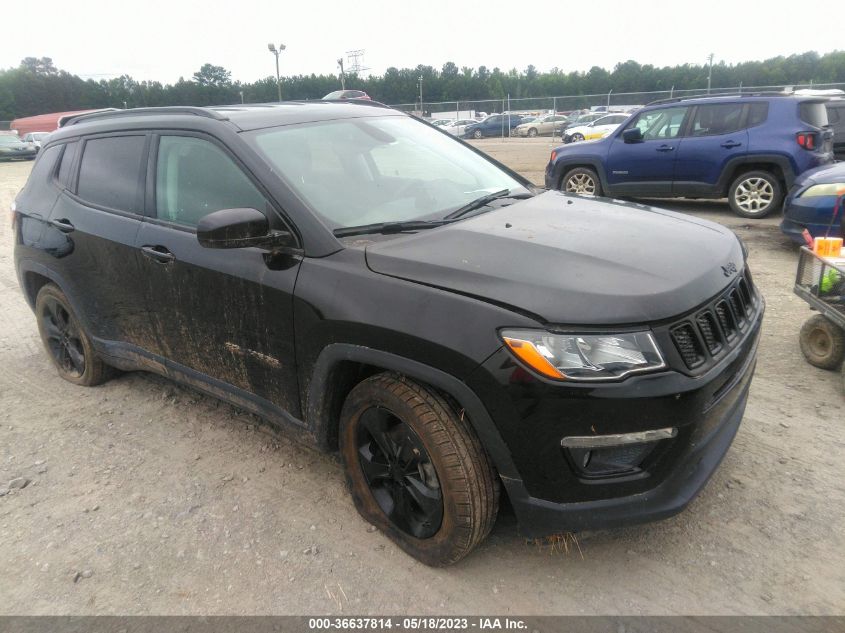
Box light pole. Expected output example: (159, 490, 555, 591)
(707, 53, 714, 94)
(337, 58, 346, 90)
(267, 42, 286, 102)
(418, 75, 423, 116)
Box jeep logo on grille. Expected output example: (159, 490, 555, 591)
(721, 262, 738, 277)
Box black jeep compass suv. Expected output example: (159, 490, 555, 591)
(13, 103, 763, 565)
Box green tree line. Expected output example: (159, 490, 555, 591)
(2, 51, 844, 120)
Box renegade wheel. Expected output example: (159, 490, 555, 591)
(35, 284, 113, 386)
(339, 373, 499, 566)
(728, 171, 782, 218)
(799, 314, 845, 370)
(472, 129, 483, 139)
(527, 128, 538, 138)
(562, 167, 602, 196)
(570, 132, 585, 142)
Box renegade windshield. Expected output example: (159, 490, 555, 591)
(245, 115, 528, 231)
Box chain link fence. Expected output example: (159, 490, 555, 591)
(391, 82, 845, 135)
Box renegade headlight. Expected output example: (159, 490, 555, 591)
(800, 183, 845, 198)
(501, 329, 665, 381)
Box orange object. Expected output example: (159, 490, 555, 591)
(502, 337, 565, 379)
(814, 237, 843, 257)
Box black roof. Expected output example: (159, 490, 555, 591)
(60, 100, 402, 133)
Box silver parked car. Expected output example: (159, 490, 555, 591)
(514, 114, 570, 137)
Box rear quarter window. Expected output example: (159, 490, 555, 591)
(747, 103, 769, 127)
(799, 102, 829, 128)
(18, 145, 62, 198)
(57, 141, 79, 189)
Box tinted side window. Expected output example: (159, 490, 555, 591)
(155, 135, 269, 228)
(747, 103, 769, 127)
(690, 104, 745, 136)
(799, 102, 829, 128)
(77, 136, 146, 212)
(57, 141, 79, 189)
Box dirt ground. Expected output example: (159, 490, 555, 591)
(0, 139, 843, 616)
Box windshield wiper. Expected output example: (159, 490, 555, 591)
(333, 219, 451, 238)
(444, 189, 534, 220)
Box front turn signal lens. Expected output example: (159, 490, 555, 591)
(502, 336, 566, 380)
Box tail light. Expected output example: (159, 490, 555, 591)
(550, 150, 557, 162)
(796, 131, 818, 150)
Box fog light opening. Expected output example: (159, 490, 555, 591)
(561, 427, 678, 479)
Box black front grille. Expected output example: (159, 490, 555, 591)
(671, 324, 705, 368)
(670, 269, 759, 370)
(696, 311, 723, 354)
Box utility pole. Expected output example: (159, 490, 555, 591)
(707, 53, 714, 94)
(267, 42, 286, 102)
(418, 75, 423, 116)
(337, 58, 346, 90)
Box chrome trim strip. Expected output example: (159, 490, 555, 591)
(561, 427, 678, 449)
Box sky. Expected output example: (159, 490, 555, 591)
(3, 0, 843, 84)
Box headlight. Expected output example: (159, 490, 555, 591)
(501, 329, 665, 381)
(800, 183, 845, 197)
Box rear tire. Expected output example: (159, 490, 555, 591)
(799, 314, 845, 370)
(339, 373, 499, 566)
(35, 284, 114, 386)
(728, 170, 782, 218)
(562, 167, 602, 196)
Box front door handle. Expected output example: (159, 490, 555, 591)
(50, 218, 75, 233)
(140, 245, 175, 264)
(721, 140, 742, 149)
(656, 145, 675, 152)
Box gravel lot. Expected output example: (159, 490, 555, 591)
(0, 139, 843, 615)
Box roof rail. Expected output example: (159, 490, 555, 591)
(645, 91, 795, 106)
(63, 106, 229, 127)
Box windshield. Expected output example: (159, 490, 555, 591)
(247, 115, 525, 230)
(0, 135, 22, 145)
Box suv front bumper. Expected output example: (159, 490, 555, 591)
(467, 303, 762, 538)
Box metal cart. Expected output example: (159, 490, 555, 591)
(794, 247, 845, 391)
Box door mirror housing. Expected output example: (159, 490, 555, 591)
(197, 208, 297, 250)
(622, 127, 644, 143)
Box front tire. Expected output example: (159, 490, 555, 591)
(35, 284, 114, 386)
(728, 170, 782, 218)
(570, 132, 585, 142)
(562, 167, 602, 196)
(799, 314, 845, 370)
(527, 128, 538, 138)
(339, 373, 499, 566)
(472, 129, 483, 139)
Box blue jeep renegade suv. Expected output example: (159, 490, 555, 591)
(545, 94, 834, 218)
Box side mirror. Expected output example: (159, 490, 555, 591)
(622, 127, 644, 143)
(197, 207, 297, 250)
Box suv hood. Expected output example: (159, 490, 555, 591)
(364, 191, 743, 325)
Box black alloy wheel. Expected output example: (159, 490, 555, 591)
(340, 373, 499, 566)
(35, 283, 114, 386)
(355, 406, 443, 539)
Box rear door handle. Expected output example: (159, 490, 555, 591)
(50, 218, 75, 233)
(656, 145, 675, 152)
(721, 140, 742, 149)
(140, 245, 175, 264)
